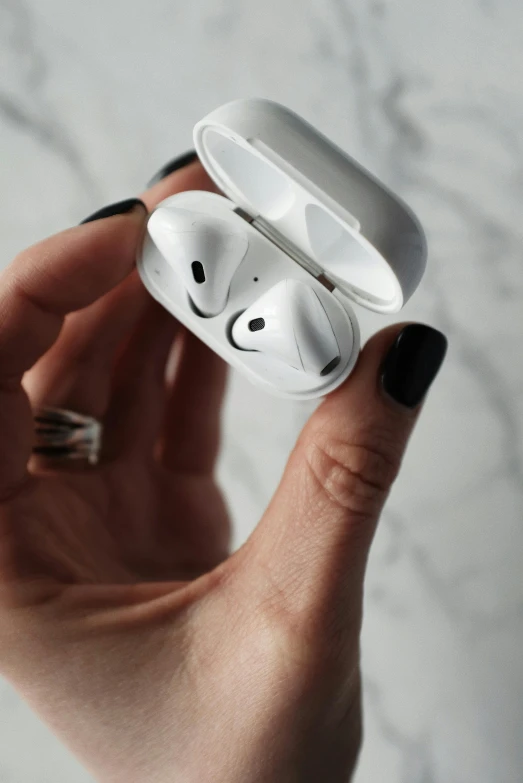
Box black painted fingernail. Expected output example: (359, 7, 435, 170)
(147, 150, 199, 187)
(80, 198, 146, 225)
(381, 324, 448, 409)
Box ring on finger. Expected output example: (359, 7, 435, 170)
(32, 406, 103, 465)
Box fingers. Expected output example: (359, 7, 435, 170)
(0, 203, 147, 379)
(140, 157, 217, 212)
(160, 329, 228, 474)
(140, 158, 226, 472)
(24, 160, 215, 411)
(24, 273, 149, 418)
(107, 158, 223, 466)
(0, 202, 147, 497)
(238, 324, 447, 635)
(102, 300, 178, 459)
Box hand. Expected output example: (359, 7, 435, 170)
(0, 159, 446, 783)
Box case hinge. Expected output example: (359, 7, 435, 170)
(233, 208, 335, 293)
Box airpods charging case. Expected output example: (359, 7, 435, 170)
(138, 98, 427, 400)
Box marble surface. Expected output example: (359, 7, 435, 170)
(1, 0, 523, 780)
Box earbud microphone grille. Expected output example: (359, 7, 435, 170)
(320, 357, 341, 376)
(248, 318, 266, 332)
(191, 261, 206, 284)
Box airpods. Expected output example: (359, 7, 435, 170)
(147, 206, 249, 317)
(231, 280, 341, 376)
(148, 208, 341, 376)
(138, 99, 426, 399)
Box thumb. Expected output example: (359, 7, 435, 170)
(240, 324, 447, 635)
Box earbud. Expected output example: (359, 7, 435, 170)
(231, 279, 341, 376)
(147, 206, 249, 317)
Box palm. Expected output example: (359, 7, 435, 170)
(2, 456, 229, 592)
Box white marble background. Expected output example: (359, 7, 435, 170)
(1, 0, 522, 780)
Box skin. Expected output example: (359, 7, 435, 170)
(0, 163, 423, 783)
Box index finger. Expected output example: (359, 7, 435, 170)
(0, 203, 147, 497)
(140, 155, 217, 211)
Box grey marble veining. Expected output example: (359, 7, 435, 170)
(1, 0, 522, 781)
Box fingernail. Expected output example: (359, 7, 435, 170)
(147, 150, 199, 187)
(80, 198, 146, 225)
(381, 324, 448, 409)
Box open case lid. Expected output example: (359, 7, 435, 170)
(194, 98, 427, 314)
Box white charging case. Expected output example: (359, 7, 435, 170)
(138, 98, 427, 400)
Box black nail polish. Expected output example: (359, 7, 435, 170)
(147, 150, 199, 187)
(381, 325, 448, 409)
(80, 198, 146, 225)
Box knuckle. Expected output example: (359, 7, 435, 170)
(248, 601, 329, 683)
(252, 593, 359, 688)
(302, 426, 402, 518)
(239, 564, 359, 684)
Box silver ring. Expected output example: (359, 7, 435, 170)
(33, 407, 103, 465)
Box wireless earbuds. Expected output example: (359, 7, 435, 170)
(138, 99, 427, 399)
(147, 207, 249, 317)
(147, 207, 342, 378)
(232, 280, 341, 377)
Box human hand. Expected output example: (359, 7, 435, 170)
(0, 157, 446, 783)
